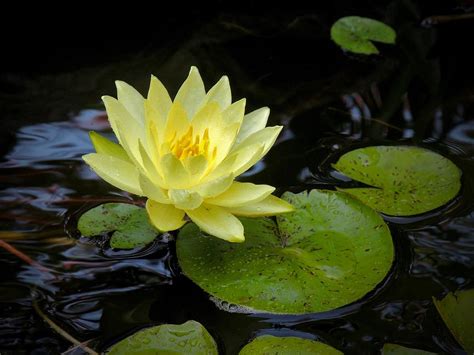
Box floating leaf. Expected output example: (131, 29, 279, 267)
(433, 289, 474, 353)
(239, 335, 342, 354)
(330, 16, 396, 54)
(333, 146, 461, 216)
(78, 203, 158, 249)
(382, 343, 436, 354)
(107, 320, 218, 354)
(177, 190, 394, 314)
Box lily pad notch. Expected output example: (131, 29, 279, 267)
(77, 203, 159, 249)
(177, 189, 394, 314)
(333, 146, 462, 216)
(330, 16, 396, 54)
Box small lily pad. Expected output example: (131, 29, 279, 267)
(107, 320, 218, 354)
(177, 189, 394, 314)
(78, 203, 158, 249)
(239, 335, 342, 355)
(333, 146, 462, 216)
(433, 289, 474, 353)
(382, 343, 436, 354)
(330, 16, 396, 55)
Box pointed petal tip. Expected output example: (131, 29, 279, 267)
(189, 66, 199, 74)
(273, 125, 284, 135)
(149, 74, 162, 83)
(82, 152, 95, 163)
(229, 234, 245, 243)
(273, 196, 295, 212)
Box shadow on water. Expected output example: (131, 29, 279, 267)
(1, 2, 473, 354)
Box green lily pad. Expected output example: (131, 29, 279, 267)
(382, 343, 436, 354)
(107, 320, 218, 354)
(177, 189, 394, 314)
(333, 146, 462, 216)
(239, 335, 342, 355)
(433, 289, 474, 353)
(77, 203, 158, 249)
(330, 16, 396, 55)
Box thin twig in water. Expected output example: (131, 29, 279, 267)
(422, 13, 474, 26)
(326, 108, 404, 132)
(33, 301, 98, 355)
(0, 239, 52, 273)
(368, 118, 404, 132)
(61, 338, 98, 355)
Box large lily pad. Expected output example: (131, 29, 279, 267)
(382, 343, 436, 354)
(333, 146, 462, 216)
(177, 190, 394, 314)
(239, 335, 342, 355)
(78, 203, 158, 249)
(107, 320, 218, 354)
(330, 16, 396, 55)
(433, 289, 474, 353)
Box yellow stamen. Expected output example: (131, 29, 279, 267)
(168, 126, 214, 161)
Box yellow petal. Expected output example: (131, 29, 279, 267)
(89, 131, 130, 162)
(182, 154, 208, 178)
(146, 199, 186, 231)
(139, 174, 169, 204)
(102, 96, 145, 164)
(235, 107, 270, 145)
(138, 142, 166, 187)
(160, 153, 190, 189)
(185, 204, 244, 242)
(82, 153, 142, 195)
(230, 127, 283, 175)
(175, 66, 206, 119)
(206, 182, 275, 207)
(222, 98, 246, 125)
(203, 75, 231, 110)
(227, 195, 294, 217)
(115, 80, 145, 125)
(168, 189, 203, 210)
(206, 99, 246, 166)
(207, 144, 264, 181)
(190, 102, 222, 138)
(163, 101, 190, 145)
(147, 75, 172, 120)
(231, 125, 282, 155)
(144, 100, 166, 158)
(192, 173, 234, 198)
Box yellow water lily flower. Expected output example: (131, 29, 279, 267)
(83, 67, 293, 242)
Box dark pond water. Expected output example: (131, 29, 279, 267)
(1, 3, 474, 354)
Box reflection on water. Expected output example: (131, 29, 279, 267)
(2, 110, 108, 169)
(410, 213, 474, 290)
(0, 102, 472, 353)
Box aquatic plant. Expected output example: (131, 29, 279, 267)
(83, 67, 293, 242)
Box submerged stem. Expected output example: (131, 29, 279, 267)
(33, 300, 98, 355)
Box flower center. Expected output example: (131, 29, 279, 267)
(170, 126, 212, 160)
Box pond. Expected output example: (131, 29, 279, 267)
(1, 4, 473, 354)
